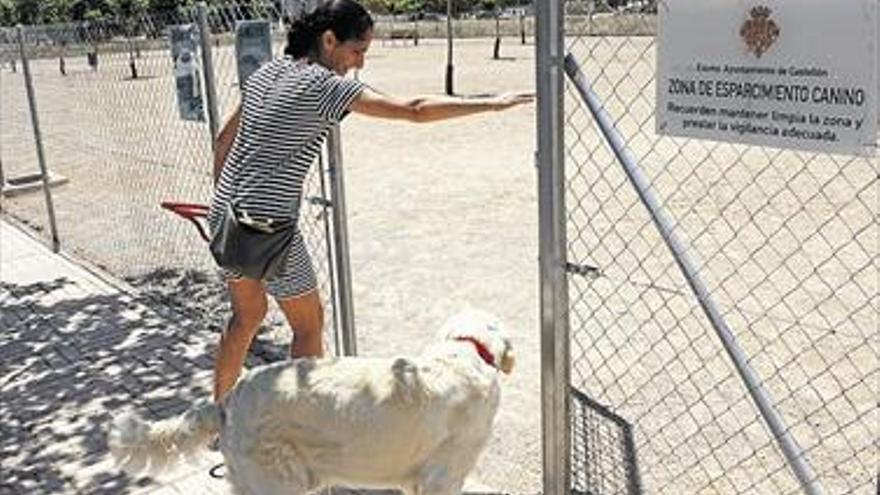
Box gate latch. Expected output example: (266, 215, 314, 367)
(565, 262, 601, 279)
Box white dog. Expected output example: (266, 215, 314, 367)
(109, 309, 515, 495)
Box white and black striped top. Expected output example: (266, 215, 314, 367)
(209, 57, 364, 227)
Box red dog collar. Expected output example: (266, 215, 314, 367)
(454, 336, 496, 368)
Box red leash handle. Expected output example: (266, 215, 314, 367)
(161, 201, 211, 242)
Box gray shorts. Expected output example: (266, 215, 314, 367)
(218, 228, 318, 300)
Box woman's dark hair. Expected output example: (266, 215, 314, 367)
(285, 0, 373, 58)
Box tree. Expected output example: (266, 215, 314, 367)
(109, 0, 147, 18)
(146, 0, 188, 17)
(109, 0, 147, 36)
(365, 0, 422, 16)
(0, 0, 316, 28)
(418, 0, 445, 13)
(481, 0, 509, 59)
(37, 0, 74, 23)
(13, 0, 39, 24)
(69, 0, 113, 21)
(0, 0, 16, 25)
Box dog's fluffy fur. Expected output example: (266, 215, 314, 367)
(109, 309, 514, 495)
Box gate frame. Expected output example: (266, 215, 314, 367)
(535, 1, 571, 494)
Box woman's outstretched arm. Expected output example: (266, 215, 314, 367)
(349, 88, 533, 123)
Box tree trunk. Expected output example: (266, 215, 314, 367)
(493, 14, 500, 59)
(445, 0, 454, 94)
(128, 38, 138, 79)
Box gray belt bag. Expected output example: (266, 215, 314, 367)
(210, 131, 323, 280)
(209, 201, 296, 280)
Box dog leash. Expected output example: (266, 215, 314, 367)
(209, 462, 225, 479)
(207, 435, 226, 479)
(161, 202, 211, 242)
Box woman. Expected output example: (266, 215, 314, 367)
(209, 0, 532, 402)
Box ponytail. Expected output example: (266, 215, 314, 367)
(285, 0, 373, 58)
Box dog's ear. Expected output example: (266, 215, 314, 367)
(499, 350, 515, 374)
(481, 314, 514, 374)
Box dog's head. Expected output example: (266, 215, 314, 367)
(439, 309, 515, 374)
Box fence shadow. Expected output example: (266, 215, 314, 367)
(123, 266, 290, 362)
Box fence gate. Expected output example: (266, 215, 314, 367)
(537, 1, 878, 494)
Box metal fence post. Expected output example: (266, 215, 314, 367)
(196, 2, 220, 144)
(536, 1, 571, 494)
(326, 126, 357, 356)
(16, 25, 60, 253)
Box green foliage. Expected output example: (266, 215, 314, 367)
(109, 0, 148, 17)
(364, 0, 423, 15)
(12, 0, 38, 24)
(146, 0, 190, 16)
(0, 0, 522, 26)
(0, 0, 15, 25)
(1, 0, 156, 24)
(410, 0, 444, 14)
(69, 0, 112, 21)
(480, 0, 518, 14)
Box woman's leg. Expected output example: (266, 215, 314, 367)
(213, 278, 268, 402)
(276, 289, 324, 359)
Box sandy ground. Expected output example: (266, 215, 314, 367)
(2, 33, 877, 495)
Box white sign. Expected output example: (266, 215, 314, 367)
(169, 24, 205, 122)
(235, 20, 272, 89)
(657, 0, 878, 155)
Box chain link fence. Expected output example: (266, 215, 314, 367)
(556, 1, 877, 494)
(371, 15, 535, 43)
(0, 2, 349, 356)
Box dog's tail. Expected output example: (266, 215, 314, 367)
(109, 400, 222, 473)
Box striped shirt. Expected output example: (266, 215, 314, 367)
(209, 57, 364, 228)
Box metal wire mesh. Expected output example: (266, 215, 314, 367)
(371, 15, 535, 43)
(561, 1, 878, 494)
(0, 2, 345, 355)
(571, 387, 642, 495)
(363, 10, 536, 99)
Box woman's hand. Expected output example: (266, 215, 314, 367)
(351, 88, 535, 123)
(490, 91, 536, 111)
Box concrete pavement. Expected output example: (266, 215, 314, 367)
(1, 217, 236, 494)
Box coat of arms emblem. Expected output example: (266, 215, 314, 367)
(740, 6, 780, 58)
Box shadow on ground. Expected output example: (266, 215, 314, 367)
(0, 277, 221, 493)
(123, 267, 290, 362)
